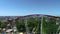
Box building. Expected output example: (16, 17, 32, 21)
(0, 14, 60, 34)
(15, 14, 60, 34)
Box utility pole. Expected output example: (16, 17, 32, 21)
(41, 15, 43, 34)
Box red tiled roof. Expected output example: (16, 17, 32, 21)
(19, 14, 60, 18)
(7, 14, 60, 21)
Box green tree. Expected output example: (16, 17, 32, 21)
(27, 17, 42, 34)
(1, 22, 7, 28)
(43, 17, 59, 34)
(15, 19, 26, 32)
(0, 21, 7, 33)
(35, 17, 41, 34)
(27, 17, 37, 32)
(0, 21, 2, 28)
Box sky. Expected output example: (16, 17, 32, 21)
(0, 0, 60, 16)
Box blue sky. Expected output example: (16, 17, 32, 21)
(0, 0, 60, 16)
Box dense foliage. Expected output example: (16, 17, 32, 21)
(43, 17, 59, 34)
(15, 19, 26, 32)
